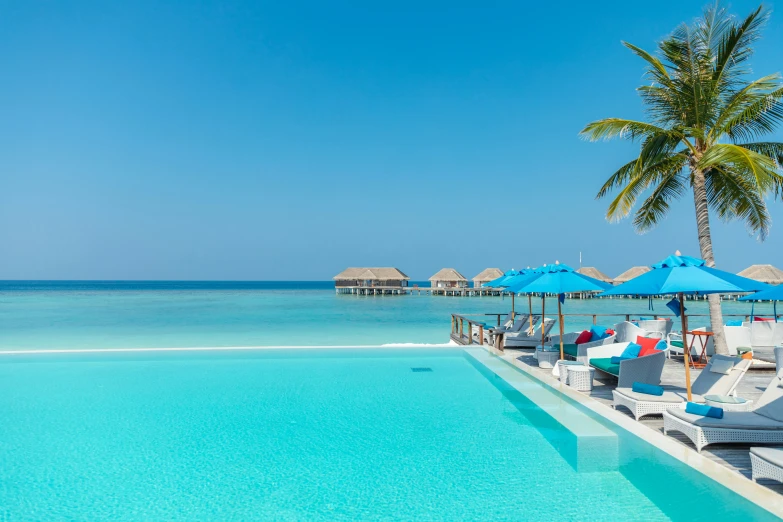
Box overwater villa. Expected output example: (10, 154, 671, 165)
(576, 266, 613, 284)
(429, 268, 468, 295)
(738, 264, 783, 286)
(614, 265, 652, 285)
(472, 268, 503, 287)
(333, 267, 410, 294)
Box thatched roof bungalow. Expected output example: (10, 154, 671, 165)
(429, 268, 468, 289)
(737, 264, 783, 285)
(333, 267, 410, 288)
(576, 267, 613, 284)
(614, 266, 652, 285)
(472, 268, 503, 288)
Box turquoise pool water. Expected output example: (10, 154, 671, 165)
(0, 281, 771, 350)
(0, 348, 775, 520)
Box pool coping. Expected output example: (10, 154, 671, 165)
(484, 346, 783, 519)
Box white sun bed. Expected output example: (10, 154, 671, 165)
(663, 348, 783, 452)
(504, 318, 556, 348)
(612, 355, 751, 420)
(751, 447, 783, 483)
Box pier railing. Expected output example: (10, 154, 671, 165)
(449, 312, 778, 348)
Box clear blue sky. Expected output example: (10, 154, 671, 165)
(1, 1, 782, 280)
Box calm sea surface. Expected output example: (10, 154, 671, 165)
(0, 281, 773, 350)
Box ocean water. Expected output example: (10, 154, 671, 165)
(0, 281, 773, 351)
(0, 348, 775, 521)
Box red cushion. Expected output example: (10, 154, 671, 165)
(754, 317, 774, 322)
(575, 330, 592, 344)
(606, 329, 615, 336)
(636, 336, 660, 356)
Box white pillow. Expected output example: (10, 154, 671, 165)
(709, 358, 734, 375)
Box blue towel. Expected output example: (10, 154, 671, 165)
(632, 382, 664, 396)
(610, 356, 634, 364)
(685, 402, 724, 419)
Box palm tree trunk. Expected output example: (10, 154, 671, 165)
(692, 168, 728, 355)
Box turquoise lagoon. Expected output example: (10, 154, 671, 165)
(0, 281, 773, 351)
(0, 347, 776, 520)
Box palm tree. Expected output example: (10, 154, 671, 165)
(581, 3, 783, 355)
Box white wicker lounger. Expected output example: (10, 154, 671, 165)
(613, 355, 751, 420)
(663, 348, 783, 452)
(751, 447, 783, 483)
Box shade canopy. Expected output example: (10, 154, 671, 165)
(484, 269, 522, 288)
(600, 255, 769, 297)
(507, 263, 612, 295)
(739, 285, 783, 302)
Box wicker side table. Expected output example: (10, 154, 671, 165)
(537, 349, 560, 369)
(704, 395, 754, 412)
(556, 361, 584, 384)
(566, 366, 595, 392)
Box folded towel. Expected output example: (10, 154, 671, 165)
(610, 356, 634, 364)
(632, 382, 664, 396)
(685, 402, 723, 419)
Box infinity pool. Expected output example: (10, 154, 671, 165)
(0, 348, 775, 520)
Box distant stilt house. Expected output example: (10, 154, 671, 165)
(333, 267, 410, 295)
(576, 267, 613, 284)
(737, 264, 783, 285)
(472, 268, 503, 288)
(429, 268, 468, 296)
(613, 266, 652, 286)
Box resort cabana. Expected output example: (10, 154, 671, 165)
(472, 268, 503, 288)
(430, 268, 468, 295)
(575, 267, 613, 284)
(737, 264, 783, 286)
(613, 266, 652, 285)
(333, 267, 410, 295)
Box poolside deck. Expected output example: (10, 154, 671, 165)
(501, 348, 783, 496)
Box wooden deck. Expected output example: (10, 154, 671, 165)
(502, 348, 783, 496)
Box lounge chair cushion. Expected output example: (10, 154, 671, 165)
(753, 376, 783, 423)
(637, 336, 660, 354)
(590, 358, 619, 376)
(615, 388, 704, 403)
(620, 342, 642, 359)
(666, 408, 783, 430)
(709, 358, 734, 375)
(750, 447, 783, 468)
(590, 325, 612, 341)
(562, 344, 578, 358)
(670, 340, 684, 348)
(725, 320, 744, 327)
(575, 331, 592, 344)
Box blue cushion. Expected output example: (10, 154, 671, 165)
(685, 402, 723, 419)
(610, 356, 634, 364)
(655, 340, 667, 351)
(590, 325, 611, 341)
(725, 320, 743, 327)
(632, 382, 664, 396)
(620, 342, 642, 359)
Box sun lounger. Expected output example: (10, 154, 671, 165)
(636, 319, 673, 339)
(550, 331, 617, 364)
(504, 318, 556, 348)
(750, 447, 783, 483)
(663, 348, 783, 452)
(613, 355, 751, 420)
(667, 327, 713, 359)
(585, 342, 666, 387)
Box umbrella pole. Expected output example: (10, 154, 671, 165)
(512, 294, 515, 321)
(528, 295, 533, 335)
(541, 295, 546, 350)
(558, 298, 564, 360)
(679, 292, 692, 402)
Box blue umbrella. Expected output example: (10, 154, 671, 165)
(739, 285, 783, 322)
(600, 253, 768, 400)
(510, 263, 613, 358)
(483, 269, 522, 288)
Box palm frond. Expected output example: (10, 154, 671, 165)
(705, 166, 771, 240)
(698, 143, 780, 192)
(580, 119, 675, 142)
(632, 171, 687, 233)
(712, 6, 767, 90)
